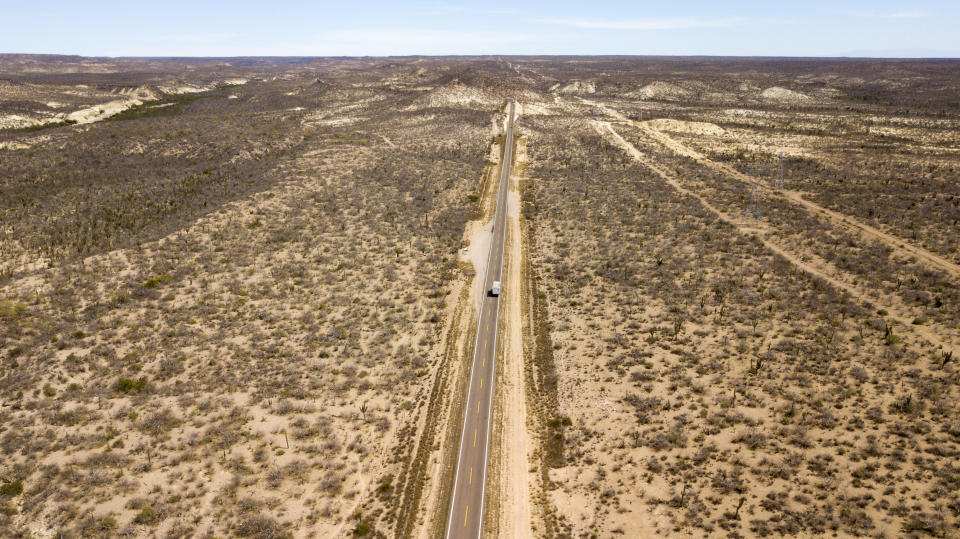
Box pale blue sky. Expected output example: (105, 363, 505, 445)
(2, 0, 958, 57)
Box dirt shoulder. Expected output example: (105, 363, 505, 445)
(486, 130, 534, 537)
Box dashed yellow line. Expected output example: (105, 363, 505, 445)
(469, 467, 473, 484)
(473, 428, 477, 447)
(464, 505, 469, 526)
(477, 400, 480, 414)
(480, 377, 483, 389)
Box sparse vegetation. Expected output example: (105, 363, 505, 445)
(1, 54, 958, 537)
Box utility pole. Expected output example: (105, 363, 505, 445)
(751, 182, 762, 220)
(775, 152, 784, 190)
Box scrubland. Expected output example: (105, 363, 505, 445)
(2, 55, 959, 538)
(516, 58, 960, 537)
(1, 56, 508, 537)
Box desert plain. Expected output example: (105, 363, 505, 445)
(1, 54, 959, 538)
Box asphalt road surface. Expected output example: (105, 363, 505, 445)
(445, 100, 515, 539)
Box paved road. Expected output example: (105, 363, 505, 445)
(445, 100, 515, 539)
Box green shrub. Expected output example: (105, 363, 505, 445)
(353, 521, 372, 536)
(7, 119, 77, 133)
(0, 481, 23, 497)
(0, 300, 26, 321)
(141, 274, 171, 288)
(133, 505, 159, 525)
(115, 377, 147, 394)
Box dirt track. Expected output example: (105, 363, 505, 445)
(597, 120, 958, 353)
(587, 98, 960, 280)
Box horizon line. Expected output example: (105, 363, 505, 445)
(2, 52, 959, 61)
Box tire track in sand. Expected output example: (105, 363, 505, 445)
(587, 99, 960, 280)
(596, 120, 957, 352)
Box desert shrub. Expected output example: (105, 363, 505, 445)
(235, 513, 288, 539)
(645, 426, 688, 451)
(0, 300, 26, 321)
(901, 512, 947, 535)
(353, 520, 373, 536)
(139, 408, 181, 437)
(132, 504, 162, 525)
(141, 274, 171, 288)
(115, 377, 147, 394)
(72, 514, 118, 537)
(0, 481, 23, 497)
(733, 428, 767, 449)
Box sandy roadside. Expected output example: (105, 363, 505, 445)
(491, 131, 533, 537)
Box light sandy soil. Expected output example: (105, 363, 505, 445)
(465, 220, 494, 315)
(624, 81, 691, 101)
(410, 277, 478, 539)
(5, 56, 960, 538)
(66, 97, 149, 124)
(0, 69, 494, 537)
(406, 82, 499, 110)
(157, 83, 218, 95)
(0, 114, 39, 130)
(491, 133, 533, 538)
(760, 86, 812, 103)
(555, 80, 596, 95)
(1, 80, 248, 131)
(520, 97, 959, 535)
(2, 164, 405, 536)
(643, 118, 726, 137)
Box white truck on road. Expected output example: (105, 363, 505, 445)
(491, 281, 501, 296)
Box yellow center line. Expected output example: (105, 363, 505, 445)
(474, 428, 477, 447)
(477, 400, 480, 414)
(480, 377, 483, 389)
(464, 505, 469, 526)
(469, 467, 473, 484)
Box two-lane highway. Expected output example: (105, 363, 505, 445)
(445, 100, 515, 539)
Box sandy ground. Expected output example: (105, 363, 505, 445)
(66, 98, 146, 124)
(492, 134, 533, 538)
(465, 219, 494, 316)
